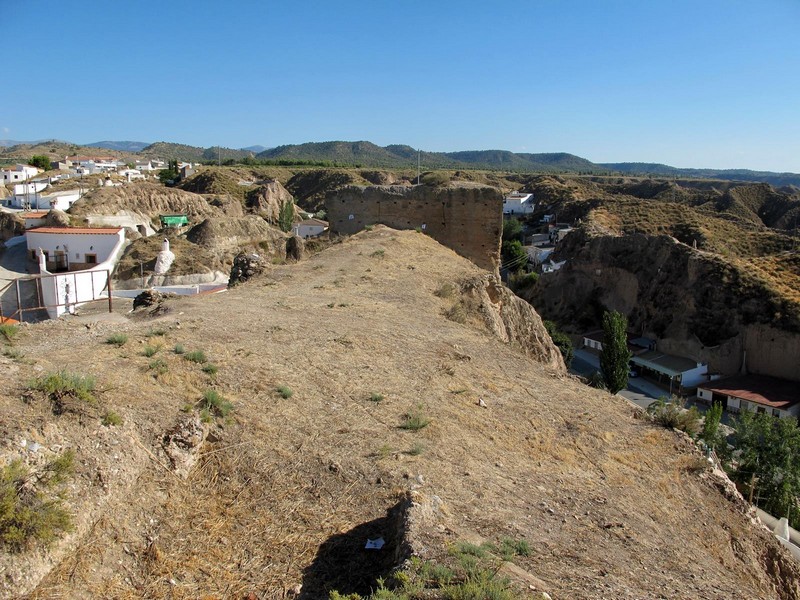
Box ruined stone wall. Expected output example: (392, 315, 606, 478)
(326, 185, 503, 274)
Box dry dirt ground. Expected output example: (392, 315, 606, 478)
(1, 226, 798, 599)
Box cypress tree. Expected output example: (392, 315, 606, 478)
(599, 310, 632, 394)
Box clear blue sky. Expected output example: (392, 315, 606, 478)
(5, 0, 800, 171)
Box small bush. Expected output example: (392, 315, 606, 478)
(434, 283, 455, 298)
(199, 408, 212, 423)
(142, 345, 159, 357)
(400, 406, 430, 431)
(148, 328, 167, 337)
(445, 302, 468, 324)
(276, 385, 293, 399)
(498, 537, 530, 558)
(148, 359, 168, 376)
(647, 396, 702, 437)
(407, 442, 425, 456)
(106, 333, 128, 347)
(370, 249, 385, 258)
(0, 324, 19, 343)
(3, 348, 24, 360)
(102, 411, 122, 426)
(369, 392, 384, 403)
(586, 370, 607, 390)
(201, 389, 232, 418)
(28, 371, 96, 411)
(183, 350, 207, 364)
(0, 454, 73, 552)
(173, 344, 185, 354)
(202, 363, 219, 376)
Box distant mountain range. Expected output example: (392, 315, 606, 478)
(1, 138, 798, 187)
(84, 140, 151, 152)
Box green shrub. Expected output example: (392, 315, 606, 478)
(400, 406, 430, 431)
(202, 363, 219, 376)
(647, 396, 702, 436)
(199, 408, 212, 423)
(445, 302, 467, 324)
(407, 442, 425, 456)
(434, 283, 456, 298)
(148, 328, 167, 337)
(200, 389, 232, 418)
(543, 320, 574, 367)
(148, 359, 168, 376)
(102, 411, 123, 426)
(498, 537, 530, 559)
(0, 454, 73, 552)
(3, 348, 24, 360)
(371, 249, 385, 258)
(105, 333, 128, 347)
(142, 345, 159, 357)
(369, 392, 384, 403)
(0, 324, 19, 343)
(28, 371, 96, 409)
(173, 344, 185, 354)
(276, 385, 293, 399)
(183, 350, 207, 364)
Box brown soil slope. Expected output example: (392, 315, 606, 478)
(1, 227, 797, 599)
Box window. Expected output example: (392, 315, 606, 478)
(85, 254, 97, 264)
(773, 409, 781, 417)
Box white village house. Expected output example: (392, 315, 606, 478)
(9, 189, 81, 211)
(1, 164, 39, 183)
(26, 227, 127, 318)
(19, 211, 49, 229)
(292, 218, 329, 239)
(697, 375, 800, 419)
(503, 192, 535, 215)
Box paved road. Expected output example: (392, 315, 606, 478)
(0, 238, 31, 284)
(570, 348, 670, 411)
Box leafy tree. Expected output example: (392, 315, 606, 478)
(501, 240, 528, 272)
(29, 155, 50, 171)
(278, 198, 295, 233)
(731, 411, 800, 525)
(701, 402, 724, 450)
(158, 159, 179, 184)
(544, 320, 574, 367)
(599, 310, 631, 394)
(502, 217, 523, 243)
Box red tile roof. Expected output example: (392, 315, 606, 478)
(699, 375, 800, 409)
(20, 211, 49, 218)
(27, 227, 123, 235)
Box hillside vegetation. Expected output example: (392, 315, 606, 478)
(0, 228, 798, 599)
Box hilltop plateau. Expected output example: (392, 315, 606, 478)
(1, 227, 798, 599)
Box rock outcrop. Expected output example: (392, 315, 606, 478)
(245, 180, 294, 223)
(461, 274, 566, 374)
(0, 212, 23, 242)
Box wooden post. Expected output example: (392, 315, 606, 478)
(15, 280, 22, 323)
(106, 271, 113, 314)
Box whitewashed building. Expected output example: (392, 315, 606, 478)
(697, 375, 800, 419)
(19, 211, 49, 229)
(503, 192, 535, 215)
(11, 189, 81, 211)
(1, 164, 39, 183)
(292, 218, 329, 239)
(26, 227, 127, 318)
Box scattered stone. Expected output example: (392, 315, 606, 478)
(133, 290, 163, 310)
(229, 252, 268, 287)
(162, 414, 209, 478)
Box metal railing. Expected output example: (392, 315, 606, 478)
(0, 270, 113, 323)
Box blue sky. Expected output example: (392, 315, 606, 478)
(4, 0, 800, 171)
